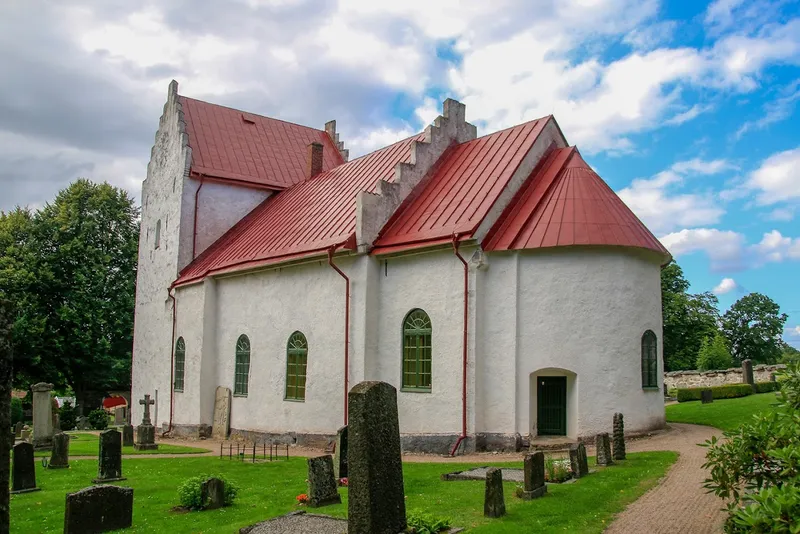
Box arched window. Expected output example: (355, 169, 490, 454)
(234, 335, 250, 396)
(641, 330, 658, 388)
(285, 332, 308, 401)
(402, 309, 432, 391)
(174, 337, 186, 392)
(154, 219, 161, 249)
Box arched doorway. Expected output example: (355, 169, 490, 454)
(529, 368, 577, 438)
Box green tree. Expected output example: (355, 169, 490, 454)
(780, 341, 800, 364)
(34, 180, 139, 409)
(722, 293, 788, 364)
(696, 332, 733, 371)
(661, 262, 721, 370)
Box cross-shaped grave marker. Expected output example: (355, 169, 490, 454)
(139, 394, 155, 426)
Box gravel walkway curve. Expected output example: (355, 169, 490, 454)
(605, 423, 727, 534)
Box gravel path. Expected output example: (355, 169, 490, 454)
(604, 423, 727, 534)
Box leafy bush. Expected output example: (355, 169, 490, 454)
(696, 333, 733, 371)
(177, 474, 239, 510)
(703, 363, 800, 533)
(755, 381, 780, 394)
(407, 510, 452, 534)
(676, 384, 754, 402)
(87, 408, 109, 430)
(59, 400, 77, 431)
(544, 455, 572, 482)
(11, 397, 23, 425)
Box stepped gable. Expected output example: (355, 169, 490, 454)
(180, 93, 344, 190)
(483, 146, 670, 261)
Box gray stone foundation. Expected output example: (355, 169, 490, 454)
(161, 423, 212, 439)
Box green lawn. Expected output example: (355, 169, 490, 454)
(665, 392, 781, 431)
(11, 452, 676, 533)
(32, 433, 209, 458)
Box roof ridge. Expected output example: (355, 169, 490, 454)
(179, 94, 326, 133)
(472, 115, 552, 142)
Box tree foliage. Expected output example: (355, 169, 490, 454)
(722, 293, 788, 364)
(697, 332, 734, 371)
(0, 180, 139, 405)
(780, 342, 800, 364)
(661, 262, 720, 371)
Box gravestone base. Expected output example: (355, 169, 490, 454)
(516, 486, 547, 500)
(10, 487, 41, 495)
(133, 443, 158, 451)
(93, 476, 127, 484)
(134, 424, 158, 451)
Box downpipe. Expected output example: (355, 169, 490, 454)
(327, 245, 350, 426)
(450, 233, 469, 457)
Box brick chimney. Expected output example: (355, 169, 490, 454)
(307, 142, 324, 179)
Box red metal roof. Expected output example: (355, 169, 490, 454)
(181, 96, 344, 190)
(175, 133, 425, 286)
(372, 117, 551, 251)
(484, 147, 670, 259)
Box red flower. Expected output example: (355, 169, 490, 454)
(296, 493, 308, 504)
(339, 477, 348, 487)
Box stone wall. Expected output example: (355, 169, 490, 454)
(664, 364, 786, 390)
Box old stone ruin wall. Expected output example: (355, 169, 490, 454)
(664, 364, 786, 390)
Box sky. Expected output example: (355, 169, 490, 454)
(1, 0, 798, 347)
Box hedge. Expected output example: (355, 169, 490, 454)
(676, 384, 755, 402)
(755, 381, 781, 393)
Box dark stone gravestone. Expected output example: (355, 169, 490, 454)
(569, 442, 589, 478)
(347, 381, 406, 534)
(14, 421, 23, 438)
(201, 477, 226, 510)
(134, 394, 158, 451)
(595, 433, 613, 466)
(517, 451, 546, 500)
(483, 467, 506, 518)
(333, 425, 348, 479)
(701, 390, 713, 404)
(742, 359, 755, 391)
(307, 455, 341, 507)
(64, 485, 133, 534)
(93, 429, 126, 483)
(49, 432, 70, 469)
(121, 424, 134, 448)
(613, 413, 626, 460)
(11, 442, 40, 493)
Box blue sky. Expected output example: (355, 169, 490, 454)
(1, 0, 798, 346)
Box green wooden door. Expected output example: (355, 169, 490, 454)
(537, 376, 567, 436)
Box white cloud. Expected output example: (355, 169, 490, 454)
(618, 158, 731, 234)
(623, 20, 677, 51)
(713, 277, 738, 295)
(735, 79, 800, 139)
(794, 326, 800, 336)
(753, 230, 800, 262)
(664, 104, 713, 126)
(768, 207, 796, 222)
(746, 147, 800, 205)
(347, 125, 417, 157)
(704, 0, 747, 33)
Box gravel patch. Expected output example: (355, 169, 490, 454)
(240, 511, 347, 534)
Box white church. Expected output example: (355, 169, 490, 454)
(131, 81, 669, 453)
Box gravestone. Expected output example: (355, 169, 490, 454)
(93, 429, 126, 483)
(31, 382, 54, 449)
(333, 425, 348, 479)
(701, 390, 713, 404)
(307, 455, 341, 507)
(20, 426, 31, 442)
(64, 485, 133, 534)
(742, 359, 755, 390)
(114, 407, 126, 426)
(121, 424, 134, 447)
(347, 381, 406, 534)
(77, 416, 92, 430)
(11, 442, 40, 493)
(212, 386, 232, 440)
(52, 397, 60, 432)
(569, 442, 589, 478)
(134, 394, 158, 451)
(612, 413, 626, 460)
(201, 477, 226, 510)
(483, 467, 506, 518)
(595, 433, 613, 466)
(14, 421, 23, 438)
(49, 432, 70, 469)
(517, 451, 546, 500)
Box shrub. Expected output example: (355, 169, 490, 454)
(703, 363, 800, 532)
(11, 398, 23, 425)
(87, 408, 109, 430)
(755, 381, 780, 394)
(177, 474, 239, 510)
(544, 455, 572, 482)
(676, 384, 754, 402)
(696, 333, 733, 371)
(59, 400, 77, 431)
(407, 510, 452, 534)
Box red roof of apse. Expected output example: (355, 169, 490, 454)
(372, 117, 551, 252)
(180, 96, 344, 190)
(484, 147, 670, 259)
(175, 133, 425, 286)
